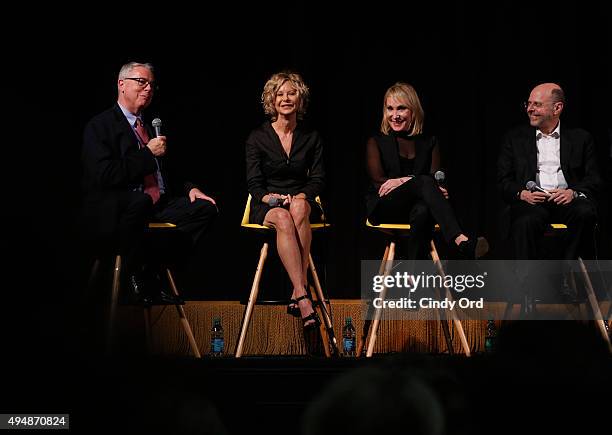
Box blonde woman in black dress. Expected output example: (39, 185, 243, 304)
(246, 72, 324, 329)
(365, 82, 488, 259)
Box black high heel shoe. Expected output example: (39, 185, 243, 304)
(287, 284, 310, 317)
(287, 298, 300, 317)
(295, 295, 321, 329)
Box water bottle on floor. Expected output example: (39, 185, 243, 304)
(342, 317, 356, 357)
(484, 318, 497, 353)
(210, 317, 224, 356)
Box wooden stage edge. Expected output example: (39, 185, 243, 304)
(113, 300, 610, 357)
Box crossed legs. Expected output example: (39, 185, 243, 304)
(263, 198, 316, 325)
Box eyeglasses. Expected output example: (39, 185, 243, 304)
(523, 101, 555, 110)
(124, 77, 158, 90)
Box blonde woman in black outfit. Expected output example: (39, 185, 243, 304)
(365, 82, 488, 259)
(245, 72, 324, 329)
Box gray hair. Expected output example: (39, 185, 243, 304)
(118, 62, 155, 80)
(551, 87, 566, 104)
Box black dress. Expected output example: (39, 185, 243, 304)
(365, 132, 462, 245)
(246, 122, 325, 224)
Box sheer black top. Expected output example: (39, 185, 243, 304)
(365, 132, 440, 216)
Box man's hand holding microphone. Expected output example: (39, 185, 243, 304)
(521, 181, 575, 205)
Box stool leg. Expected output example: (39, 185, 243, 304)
(308, 286, 332, 357)
(106, 255, 121, 355)
(87, 259, 101, 292)
(429, 241, 454, 355)
(503, 301, 515, 321)
(308, 254, 338, 356)
(236, 242, 268, 358)
(309, 254, 332, 318)
(366, 242, 395, 357)
(430, 240, 471, 357)
(166, 269, 202, 358)
(144, 306, 153, 353)
(577, 257, 612, 353)
(358, 243, 390, 357)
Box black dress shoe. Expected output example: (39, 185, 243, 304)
(127, 273, 153, 306)
(457, 237, 489, 259)
(142, 268, 185, 305)
(151, 288, 185, 305)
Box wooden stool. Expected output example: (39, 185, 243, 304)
(235, 195, 338, 357)
(91, 222, 201, 358)
(504, 224, 611, 352)
(358, 220, 471, 357)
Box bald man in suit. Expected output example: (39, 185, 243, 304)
(497, 83, 601, 306)
(498, 83, 600, 260)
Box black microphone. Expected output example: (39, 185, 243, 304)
(268, 197, 283, 207)
(152, 118, 162, 137)
(434, 170, 446, 188)
(526, 180, 550, 195)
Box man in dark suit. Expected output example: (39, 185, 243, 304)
(81, 61, 217, 304)
(497, 83, 601, 306)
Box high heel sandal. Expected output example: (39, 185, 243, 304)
(295, 295, 321, 329)
(287, 299, 300, 317)
(287, 284, 310, 317)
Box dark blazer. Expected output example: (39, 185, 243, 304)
(81, 104, 196, 238)
(245, 121, 325, 205)
(365, 134, 438, 217)
(497, 124, 601, 204)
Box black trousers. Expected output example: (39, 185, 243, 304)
(116, 191, 218, 272)
(369, 175, 463, 259)
(510, 197, 597, 260)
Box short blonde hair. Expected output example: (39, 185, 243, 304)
(380, 82, 424, 136)
(261, 72, 310, 121)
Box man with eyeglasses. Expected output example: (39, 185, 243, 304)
(497, 83, 601, 310)
(81, 61, 218, 305)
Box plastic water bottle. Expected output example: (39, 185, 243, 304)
(484, 319, 497, 353)
(210, 317, 224, 356)
(342, 317, 356, 357)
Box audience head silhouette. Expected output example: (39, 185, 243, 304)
(301, 366, 444, 435)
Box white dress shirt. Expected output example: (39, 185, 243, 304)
(535, 122, 567, 191)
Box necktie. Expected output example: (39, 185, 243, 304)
(134, 119, 161, 204)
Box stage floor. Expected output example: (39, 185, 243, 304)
(112, 299, 610, 357)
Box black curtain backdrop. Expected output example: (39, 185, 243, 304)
(8, 2, 611, 323)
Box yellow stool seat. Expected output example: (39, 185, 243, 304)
(549, 223, 567, 229)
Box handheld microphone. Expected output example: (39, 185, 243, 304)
(152, 118, 162, 137)
(526, 180, 550, 195)
(434, 170, 446, 187)
(268, 197, 283, 207)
